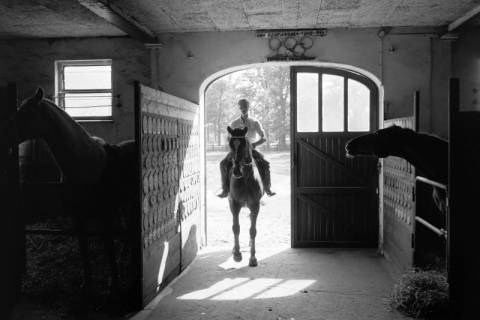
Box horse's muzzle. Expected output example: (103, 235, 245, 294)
(232, 166, 243, 178)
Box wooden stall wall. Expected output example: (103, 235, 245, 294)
(382, 117, 416, 272)
(449, 78, 480, 318)
(135, 83, 201, 307)
(0, 84, 22, 317)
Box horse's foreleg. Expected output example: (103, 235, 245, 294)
(230, 201, 242, 262)
(76, 228, 92, 293)
(102, 215, 120, 294)
(248, 205, 259, 267)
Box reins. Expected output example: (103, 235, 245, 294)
(230, 135, 254, 168)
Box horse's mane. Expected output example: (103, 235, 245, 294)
(399, 126, 447, 144)
(229, 127, 248, 136)
(39, 98, 100, 141)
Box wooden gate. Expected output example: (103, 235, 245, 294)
(135, 83, 201, 306)
(291, 67, 379, 247)
(0, 83, 23, 316)
(381, 101, 418, 271)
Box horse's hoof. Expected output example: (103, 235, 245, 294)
(249, 257, 258, 267)
(233, 252, 242, 262)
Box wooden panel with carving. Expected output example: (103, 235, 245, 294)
(136, 83, 201, 307)
(178, 117, 201, 269)
(383, 117, 416, 271)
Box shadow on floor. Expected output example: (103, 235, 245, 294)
(141, 247, 411, 320)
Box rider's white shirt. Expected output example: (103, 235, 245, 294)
(230, 115, 265, 143)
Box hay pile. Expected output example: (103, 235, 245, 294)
(21, 217, 136, 318)
(389, 269, 449, 319)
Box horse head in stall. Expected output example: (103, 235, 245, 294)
(0, 88, 108, 183)
(227, 126, 263, 267)
(0, 88, 138, 298)
(345, 125, 448, 213)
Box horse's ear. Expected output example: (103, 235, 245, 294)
(34, 88, 44, 103)
(227, 126, 233, 134)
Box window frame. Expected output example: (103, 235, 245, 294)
(55, 59, 113, 121)
(292, 66, 378, 134)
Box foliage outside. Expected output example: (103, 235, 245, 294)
(205, 66, 290, 150)
(389, 269, 449, 319)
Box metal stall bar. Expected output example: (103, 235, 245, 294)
(415, 217, 447, 238)
(416, 176, 447, 191)
(415, 175, 448, 239)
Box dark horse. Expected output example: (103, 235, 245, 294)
(345, 125, 448, 212)
(227, 126, 263, 267)
(0, 88, 138, 293)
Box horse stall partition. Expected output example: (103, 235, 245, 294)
(448, 77, 480, 317)
(135, 83, 201, 307)
(381, 98, 418, 272)
(0, 83, 22, 316)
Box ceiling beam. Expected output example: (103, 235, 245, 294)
(77, 0, 158, 44)
(448, 4, 480, 32)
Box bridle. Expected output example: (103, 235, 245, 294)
(230, 135, 253, 167)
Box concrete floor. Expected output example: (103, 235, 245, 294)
(136, 247, 410, 320)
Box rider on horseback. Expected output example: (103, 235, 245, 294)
(217, 98, 276, 198)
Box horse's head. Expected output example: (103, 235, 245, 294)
(0, 88, 48, 151)
(227, 126, 252, 178)
(345, 125, 407, 158)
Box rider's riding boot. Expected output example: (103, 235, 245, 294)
(265, 189, 276, 197)
(217, 158, 230, 198)
(265, 187, 276, 197)
(217, 189, 229, 198)
(257, 157, 276, 197)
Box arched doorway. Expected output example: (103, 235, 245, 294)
(199, 63, 383, 249)
(203, 65, 291, 250)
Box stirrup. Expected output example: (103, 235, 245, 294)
(265, 190, 276, 197)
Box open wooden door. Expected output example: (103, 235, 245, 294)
(135, 83, 201, 307)
(291, 67, 379, 247)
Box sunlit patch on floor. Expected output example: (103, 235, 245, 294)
(212, 278, 282, 300)
(254, 280, 316, 299)
(177, 278, 249, 300)
(177, 278, 315, 300)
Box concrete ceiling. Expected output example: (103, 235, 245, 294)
(0, 0, 479, 38)
(111, 0, 480, 33)
(0, 0, 125, 38)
